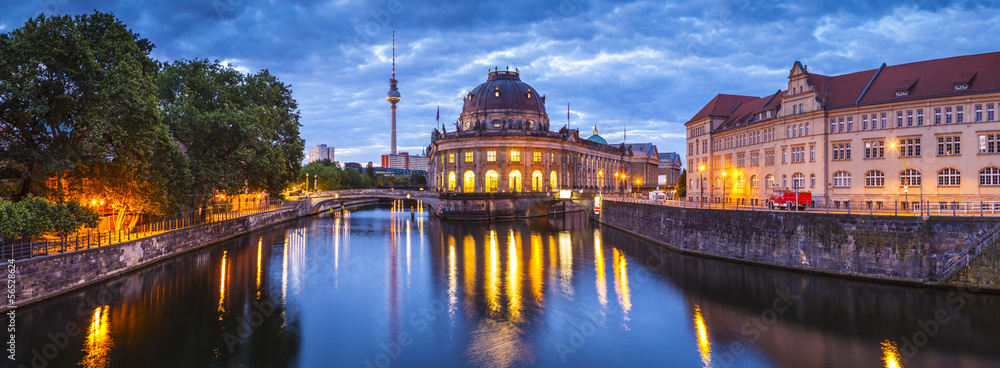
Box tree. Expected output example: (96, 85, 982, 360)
(298, 160, 373, 191)
(0, 196, 98, 241)
(157, 59, 304, 210)
(0, 12, 189, 230)
(675, 169, 687, 198)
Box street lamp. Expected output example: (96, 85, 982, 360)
(721, 171, 727, 210)
(889, 141, 919, 214)
(598, 170, 604, 192)
(698, 164, 706, 208)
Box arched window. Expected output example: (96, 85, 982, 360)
(865, 170, 885, 187)
(792, 173, 805, 188)
(463, 171, 476, 193)
(725, 176, 733, 189)
(485, 170, 499, 193)
(900, 169, 921, 187)
(981, 167, 1000, 186)
(810, 173, 816, 188)
(750, 174, 759, 188)
(805, 123, 810, 136)
(509, 170, 522, 192)
(737, 175, 745, 189)
(715, 177, 721, 189)
(532, 171, 543, 191)
(938, 168, 961, 186)
(787, 126, 792, 138)
(550, 171, 558, 190)
(798, 124, 803, 137)
(833, 171, 851, 187)
(448, 171, 457, 191)
(765, 174, 775, 188)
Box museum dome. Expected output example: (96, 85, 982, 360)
(457, 68, 549, 131)
(586, 125, 607, 145)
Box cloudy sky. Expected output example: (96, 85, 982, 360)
(3, 0, 1000, 166)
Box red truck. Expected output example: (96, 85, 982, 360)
(767, 190, 813, 210)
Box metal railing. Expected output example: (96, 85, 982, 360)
(939, 222, 1000, 280)
(2, 199, 287, 261)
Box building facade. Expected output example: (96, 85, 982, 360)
(428, 69, 634, 194)
(309, 144, 334, 163)
(658, 152, 682, 189)
(686, 52, 1000, 210)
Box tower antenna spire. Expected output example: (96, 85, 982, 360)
(392, 29, 396, 78)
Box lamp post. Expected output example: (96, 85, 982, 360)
(305, 173, 310, 193)
(598, 170, 604, 192)
(698, 164, 706, 208)
(721, 171, 727, 210)
(889, 141, 912, 214)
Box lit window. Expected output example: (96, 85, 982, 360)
(510, 150, 520, 162)
(448, 153, 455, 163)
(465, 151, 474, 162)
(937, 168, 961, 186)
(487, 151, 497, 162)
(937, 136, 961, 156)
(533, 151, 542, 163)
(494, 88, 500, 98)
(765, 174, 775, 188)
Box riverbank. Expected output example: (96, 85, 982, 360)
(597, 200, 1000, 291)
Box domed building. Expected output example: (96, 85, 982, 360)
(428, 68, 634, 194)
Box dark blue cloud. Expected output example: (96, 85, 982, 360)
(2, 0, 999, 166)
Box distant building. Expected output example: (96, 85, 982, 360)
(625, 143, 660, 191)
(658, 152, 683, 188)
(373, 167, 427, 177)
(382, 152, 409, 169)
(344, 162, 363, 171)
(409, 155, 429, 171)
(309, 144, 334, 163)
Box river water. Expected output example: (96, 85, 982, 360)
(12, 205, 1000, 368)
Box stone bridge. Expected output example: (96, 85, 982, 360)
(300, 189, 598, 220)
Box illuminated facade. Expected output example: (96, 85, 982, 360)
(686, 52, 1000, 209)
(429, 69, 633, 193)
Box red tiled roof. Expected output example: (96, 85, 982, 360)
(714, 90, 784, 133)
(687, 94, 759, 123)
(816, 69, 878, 109)
(855, 52, 1000, 106)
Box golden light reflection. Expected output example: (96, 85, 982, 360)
(612, 248, 631, 317)
(80, 305, 112, 368)
(506, 230, 522, 322)
(594, 230, 607, 308)
(882, 340, 903, 368)
(558, 232, 574, 296)
(406, 217, 412, 281)
(256, 239, 262, 298)
(218, 250, 228, 314)
(693, 305, 711, 367)
(334, 217, 341, 279)
(486, 230, 501, 313)
(448, 234, 458, 319)
(529, 233, 544, 304)
(463, 235, 477, 305)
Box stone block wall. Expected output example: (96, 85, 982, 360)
(6, 208, 299, 311)
(599, 201, 1000, 287)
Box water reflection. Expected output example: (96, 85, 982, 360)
(15, 208, 1000, 368)
(80, 306, 112, 368)
(693, 305, 711, 367)
(882, 340, 903, 368)
(594, 229, 607, 308)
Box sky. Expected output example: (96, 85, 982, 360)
(3, 0, 1000, 167)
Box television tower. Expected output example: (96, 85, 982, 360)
(386, 30, 401, 155)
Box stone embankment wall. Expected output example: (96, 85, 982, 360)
(5, 208, 299, 311)
(599, 201, 1000, 289)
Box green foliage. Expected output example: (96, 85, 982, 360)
(300, 160, 373, 191)
(157, 59, 305, 208)
(675, 169, 687, 198)
(0, 196, 99, 239)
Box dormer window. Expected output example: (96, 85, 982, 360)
(896, 91, 909, 97)
(895, 79, 917, 98)
(955, 84, 969, 91)
(494, 87, 500, 98)
(526, 92, 532, 99)
(953, 72, 975, 92)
